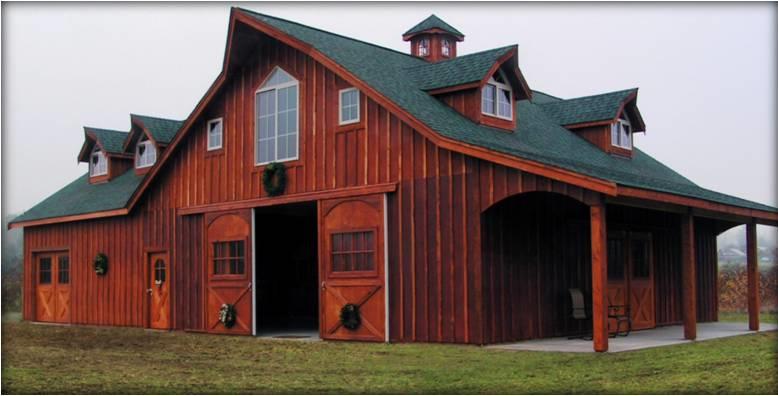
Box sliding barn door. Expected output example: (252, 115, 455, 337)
(320, 195, 386, 342)
(205, 210, 252, 334)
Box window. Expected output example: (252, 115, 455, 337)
(89, 147, 107, 177)
(135, 135, 157, 168)
(611, 112, 632, 150)
(154, 259, 166, 284)
(255, 67, 299, 165)
(331, 231, 375, 272)
(213, 240, 245, 275)
(441, 39, 451, 57)
(418, 38, 430, 57)
(58, 256, 69, 284)
(39, 257, 52, 284)
(481, 71, 512, 120)
(207, 118, 223, 151)
(339, 88, 360, 125)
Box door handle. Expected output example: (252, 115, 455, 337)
(321, 281, 326, 290)
(146, 288, 153, 294)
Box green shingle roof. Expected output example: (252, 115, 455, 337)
(403, 14, 464, 39)
(12, 170, 143, 224)
(538, 89, 637, 126)
(84, 127, 128, 154)
(132, 114, 184, 144)
(406, 46, 514, 91)
(11, 9, 775, 226)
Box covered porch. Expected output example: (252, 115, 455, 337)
(488, 321, 778, 353)
(479, 190, 774, 352)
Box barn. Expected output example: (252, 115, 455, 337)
(10, 8, 777, 352)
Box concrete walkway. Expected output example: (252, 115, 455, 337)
(487, 322, 778, 353)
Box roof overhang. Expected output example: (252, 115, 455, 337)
(564, 90, 646, 132)
(402, 28, 464, 42)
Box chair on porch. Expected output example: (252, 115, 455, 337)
(608, 304, 632, 338)
(568, 288, 592, 340)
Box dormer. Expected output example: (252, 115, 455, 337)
(407, 45, 532, 132)
(77, 127, 133, 184)
(125, 114, 184, 174)
(537, 89, 646, 158)
(403, 15, 464, 62)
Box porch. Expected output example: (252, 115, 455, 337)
(488, 321, 778, 353)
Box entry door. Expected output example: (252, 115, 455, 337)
(205, 210, 253, 335)
(606, 234, 627, 333)
(320, 195, 386, 342)
(628, 234, 655, 330)
(148, 251, 171, 329)
(35, 253, 70, 323)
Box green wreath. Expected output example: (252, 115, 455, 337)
(262, 162, 287, 197)
(94, 253, 108, 276)
(218, 303, 236, 328)
(340, 303, 361, 331)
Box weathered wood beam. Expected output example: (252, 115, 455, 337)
(590, 203, 608, 352)
(746, 222, 760, 331)
(681, 212, 697, 340)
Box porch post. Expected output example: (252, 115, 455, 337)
(746, 221, 760, 331)
(590, 203, 608, 352)
(681, 212, 697, 340)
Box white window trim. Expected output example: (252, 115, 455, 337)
(255, 66, 300, 166)
(135, 136, 157, 169)
(338, 87, 361, 126)
(441, 39, 451, 57)
(207, 117, 224, 151)
(418, 38, 430, 57)
(611, 113, 633, 150)
(481, 73, 513, 121)
(89, 146, 108, 177)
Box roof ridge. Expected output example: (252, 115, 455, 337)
(531, 90, 563, 100)
(402, 44, 516, 71)
(84, 126, 128, 134)
(543, 88, 638, 104)
(130, 113, 183, 122)
(237, 8, 422, 62)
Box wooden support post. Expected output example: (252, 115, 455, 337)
(590, 204, 608, 352)
(681, 212, 697, 340)
(746, 222, 760, 331)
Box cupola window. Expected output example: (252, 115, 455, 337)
(89, 147, 107, 176)
(441, 39, 451, 57)
(418, 38, 430, 57)
(481, 71, 512, 120)
(136, 135, 157, 168)
(255, 67, 299, 165)
(611, 112, 632, 150)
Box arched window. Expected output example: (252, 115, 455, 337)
(611, 112, 632, 149)
(154, 259, 166, 284)
(441, 39, 451, 57)
(255, 67, 299, 165)
(90, 146, 108, 176)
(136, 135, 157, 168)
(418, 38, 430, 57)
(481, 70, 513, 120)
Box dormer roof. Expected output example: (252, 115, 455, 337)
(130, 114, 184, 145)
(78, 127, 129, 162)
(403, 15, 464, 41)
(538, 88, 646, 132)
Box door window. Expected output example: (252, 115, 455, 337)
(154, 259, 166, 284)
(213, 240, 245, 275)
(331, 231, 375, 272)
(58, 255, 70, 284)
(39, 257, 52, 284)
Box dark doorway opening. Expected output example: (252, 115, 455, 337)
(254, 202, 319, 337)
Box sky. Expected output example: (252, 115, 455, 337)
(2, 2, 776, 242)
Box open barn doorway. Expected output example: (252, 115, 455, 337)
(254, 202, 319, 339)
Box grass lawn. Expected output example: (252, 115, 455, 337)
(2, 318, 776, 394)
(719, 311, 777, 324)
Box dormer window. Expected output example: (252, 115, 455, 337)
(481, 71, 512, 120)
(89, 147, 107, 177)
(136, 135, 157, 168)
(611, 112, 632, 150)
(441, 39, 451, 57)
(418, 38, 430, 57)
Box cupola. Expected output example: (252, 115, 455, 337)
(403, 15, 464, 62)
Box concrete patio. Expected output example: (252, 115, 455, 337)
(487, 322, 778, 353)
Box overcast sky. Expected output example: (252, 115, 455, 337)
(2, 2, 775, 241)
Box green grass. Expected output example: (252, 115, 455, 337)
(2, 321, 776, 394)
(719, 311, 777, 324)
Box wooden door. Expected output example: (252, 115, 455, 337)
(35, 253, 70, 323)
(205, 211, 252, 335)
(320, 195, 386, 342)
(628, 234, 655, 330)
(606, 234, 627, 333)
(148, 251, 171, 329)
